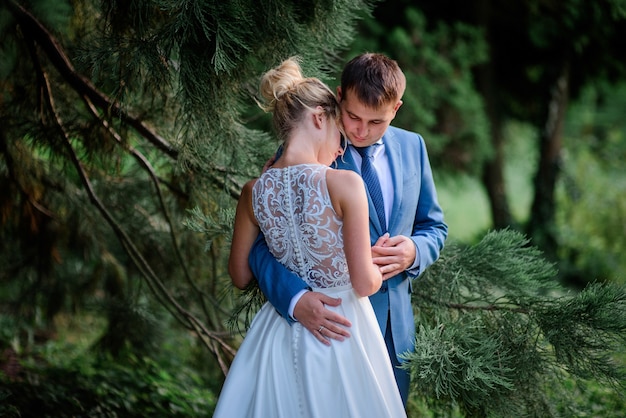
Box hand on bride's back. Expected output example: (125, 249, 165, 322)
(294, 291, 352, 345)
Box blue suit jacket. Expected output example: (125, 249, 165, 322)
(248, 126, 448, 359)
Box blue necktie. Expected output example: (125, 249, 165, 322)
(355, 145, 387, 232)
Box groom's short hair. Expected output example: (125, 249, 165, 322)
(340, 53, 406, 110)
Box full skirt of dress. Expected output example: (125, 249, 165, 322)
(212, 284, 406, 418)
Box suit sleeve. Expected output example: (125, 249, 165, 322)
(249, 233, 309, 323)
(408, 136, 448, 278)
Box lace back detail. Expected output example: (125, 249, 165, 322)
(252, 164, 350, 289)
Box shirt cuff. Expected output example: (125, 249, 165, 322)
(288, 289, 309, 321)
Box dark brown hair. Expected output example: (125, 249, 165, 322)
(340, 53, 406, 109)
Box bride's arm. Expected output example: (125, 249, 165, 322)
(228, 180, 260, 289)
(327, 170, 382, 297)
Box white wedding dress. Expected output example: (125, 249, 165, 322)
(213, 164, 406, 418)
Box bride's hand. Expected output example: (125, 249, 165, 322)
(262, 155, 276, 173)
(293, 292, 351, 345)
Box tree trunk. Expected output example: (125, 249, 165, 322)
(475, 0, 513, 230)
(527, 62, 570, 259)
(481, 118, 513, 229)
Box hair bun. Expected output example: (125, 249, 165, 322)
(259, 58, 305, 111)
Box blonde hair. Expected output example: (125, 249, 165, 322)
(258, 57, 340, 142)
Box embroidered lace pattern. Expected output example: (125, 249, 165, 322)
(252, 164, 350, 289)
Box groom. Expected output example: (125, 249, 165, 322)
(248, 53, 447, 405)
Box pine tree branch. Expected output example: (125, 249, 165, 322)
(10, 0, 243, 372)
(7, 0, 178, 159)
(410, 231, 626, 416)
(35, 53, 235, 375)
(81, 95, 232, 326)
(211, 166, 245, 200)
(418, 294, 530, 314)
(0, 130, 56, 220)
(9, 0, 246, 202)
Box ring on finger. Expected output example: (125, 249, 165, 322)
(318, 325, 324, 333)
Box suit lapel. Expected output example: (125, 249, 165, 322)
(382, 131, 403, 235)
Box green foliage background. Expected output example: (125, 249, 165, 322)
(1, 0, 625, 416)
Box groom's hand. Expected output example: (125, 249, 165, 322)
(294, 292, 351, 346)
(372, 234, 416, 280)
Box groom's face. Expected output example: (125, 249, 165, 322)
(336, 87, 402, 148)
